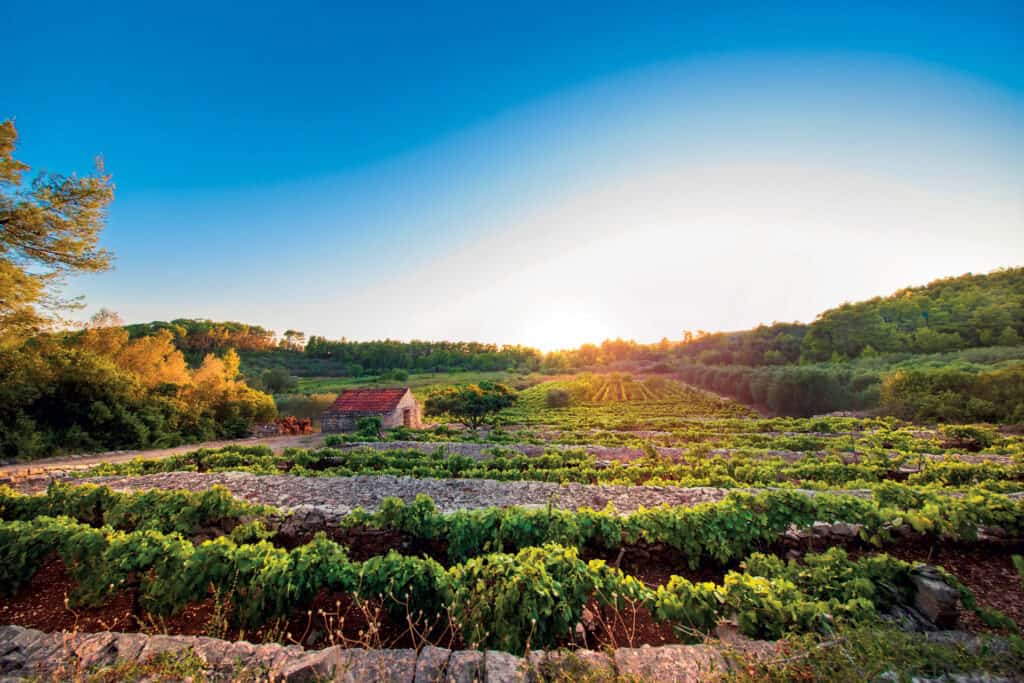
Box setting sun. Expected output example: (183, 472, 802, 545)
(516, 309, 615, 352)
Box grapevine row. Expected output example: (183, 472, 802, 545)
(2, 514, 1012, 653)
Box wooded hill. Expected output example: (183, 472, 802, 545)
(121, 268, 1024, 423)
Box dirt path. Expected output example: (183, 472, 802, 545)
(0, 433, 328, 478)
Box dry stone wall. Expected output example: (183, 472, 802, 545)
(0, 624, 761, 683)
(1, 625, 1014, 683)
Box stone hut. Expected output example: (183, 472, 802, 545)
(320, 387, 422, 433)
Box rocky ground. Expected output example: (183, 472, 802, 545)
(9, 469, 1020, 518)
(60, 472, 731, 515)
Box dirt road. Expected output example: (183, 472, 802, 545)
(0, 433, 328, 477)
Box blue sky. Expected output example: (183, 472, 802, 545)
(5, 1, 1023, 349)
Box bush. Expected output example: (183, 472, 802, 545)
(356, 417, 383, 439)
(545, 388, 571, 408)
(939, 425, 996, 452)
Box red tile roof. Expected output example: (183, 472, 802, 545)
(324, 388, 409, 414)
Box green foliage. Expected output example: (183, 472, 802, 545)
(356, 416, 383, 438)
(257, 367, 296, 394)
(723, 624, 1024, 683)
(545, 387, 571, 408)
(938, 424, 997, 451)
(300, 337, 543, 375)
(449, 544, 595, 650)
(0, 339, 277, 459)
(881, 365, 1024, 423)
(0, 120, 114, 345)
(424, 381, 518, 429)
(1, 488, 1019, 653)
(0, 482, 267, 536)
(358, 551, 450, 620)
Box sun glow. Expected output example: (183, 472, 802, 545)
(516, 309, 615, 353)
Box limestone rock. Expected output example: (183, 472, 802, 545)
(138, 634, 197, 661)
(615, 644, 727, 683)
(340, 648, 417, 683)
(189, 635, 230, 669)
(414, 645, 451, 683)
(276, 645, 344, 682)
(542, 649, 615, 682)
(70, 632, 119, 670)
(447, 650, 484, 683)
(484, 650, 530, 682)
(112, 632, 149, 662)
(911, 566, 960, 629)
(218, 640, 259, 671)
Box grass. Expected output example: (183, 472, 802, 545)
(722, 625, 1024, 683)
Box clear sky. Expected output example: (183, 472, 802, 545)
(5, 1, 1023, 350)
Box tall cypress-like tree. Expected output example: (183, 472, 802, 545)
(0, 119, 114, 346)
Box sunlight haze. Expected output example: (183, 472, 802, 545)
(7, 2, 1023, 349)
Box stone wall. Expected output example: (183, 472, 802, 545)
(0, 624, 757, 683)
(2, 624, 1012, 683)
(320, 413, 362, 433)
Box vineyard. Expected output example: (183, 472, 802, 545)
(2, 374, 1023, 681)
(570, 373, 682, 401)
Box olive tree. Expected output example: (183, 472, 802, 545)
(424, 381, 517, 430)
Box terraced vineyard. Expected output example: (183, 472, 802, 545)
(2, 374, 1023, 682)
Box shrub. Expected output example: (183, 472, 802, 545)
(356, 416, 382, 438)
(545, 388, 571, 408)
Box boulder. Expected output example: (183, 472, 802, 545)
(910, 566, 960, 629)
